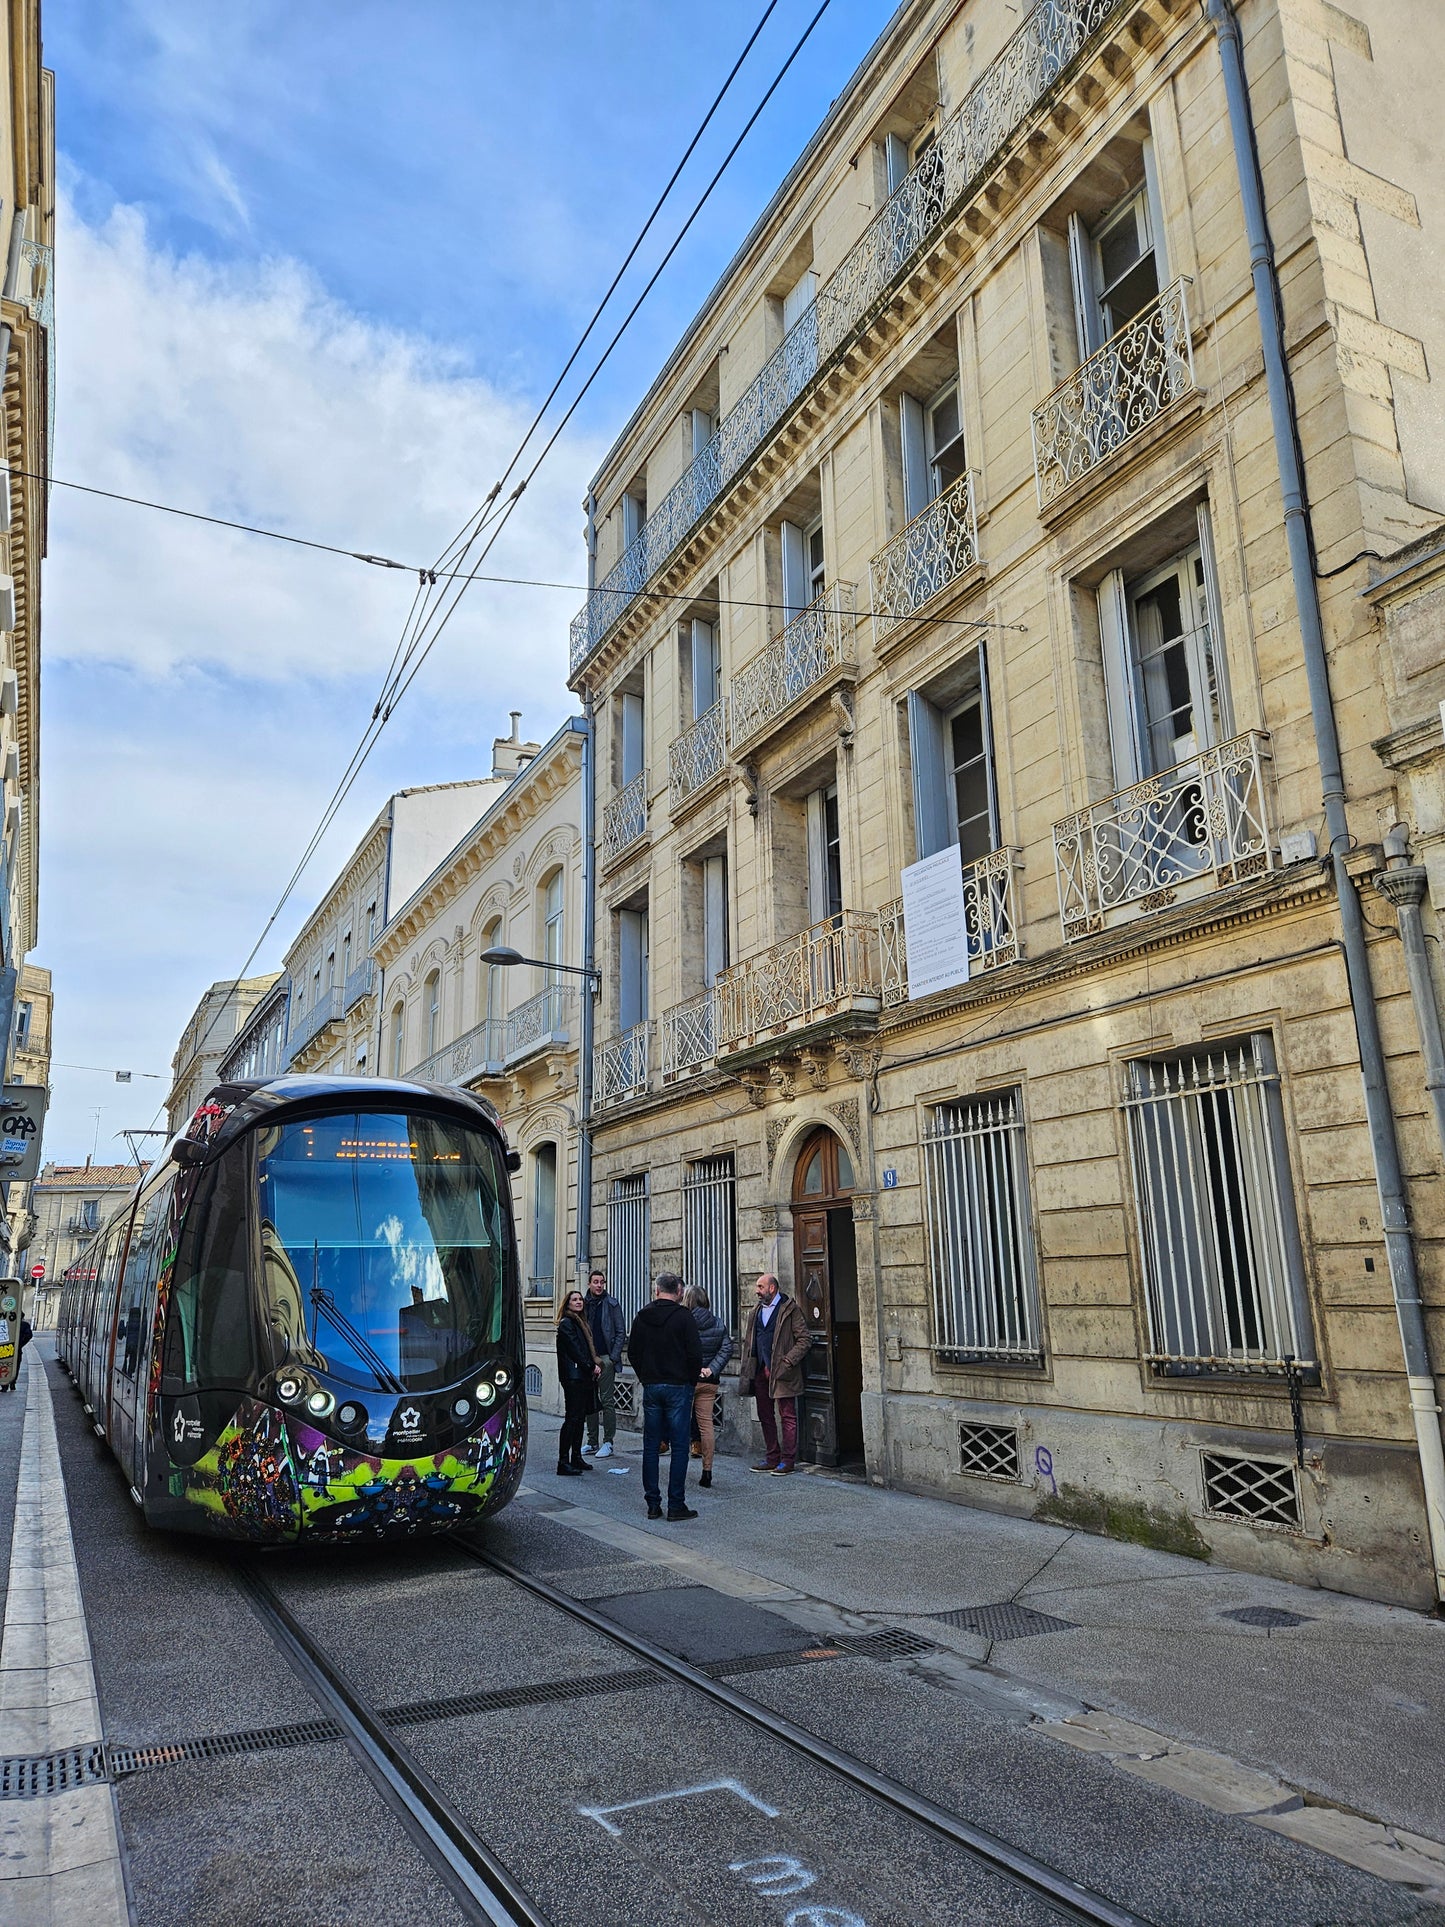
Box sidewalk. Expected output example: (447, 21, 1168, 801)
(523, 1412, 1445, 1880)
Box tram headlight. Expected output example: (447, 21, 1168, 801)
(336, 1402, 366, 1432)
(276, 1377, 303, 1404)
(306, 1390, 335, 1419)
(451, 1394, 474, 1423)
(493, 1368, 511, 1391)
(475, 1380, 496, 1407)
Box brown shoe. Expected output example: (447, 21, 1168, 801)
(771, 1461, 795, 1476)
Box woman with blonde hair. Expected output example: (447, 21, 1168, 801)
(555, 1288, 601, 1477)
(684, 1284, 732, 1489)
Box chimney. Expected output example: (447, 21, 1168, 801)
(491, 712, 542, 780)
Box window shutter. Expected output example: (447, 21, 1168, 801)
(621, 493, 643, 550)
(885, 133, 910, 196)
(781, 520, 808, 623)
(782, 269, 817, 335)
(690, 408, 713, 459)
(1141, 135, 1169, 285)
(1195, 505, 1233, 738)
(691, 619, 718, 718)
(620, 692, 644, 786)
(618, 909, 648, 1030)
(703, 855, 728, 987)
(1067, 211, 1100, 362)
(1099, 569, 1143, 787)
(900, 393, 930, 523)
(806, 788, 830, 924)
(906, 691, 954, 860)
(977, 640, 1001, 847)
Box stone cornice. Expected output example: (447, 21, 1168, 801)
(284, 813, 390, 971)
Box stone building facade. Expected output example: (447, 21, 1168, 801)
(166, 974, 282, 1134)
(373, 717, 586, 1408)
(28, 1161, 141, 1327)
(5, 957, 51, 1257)
(571, 0, 1445, 1605)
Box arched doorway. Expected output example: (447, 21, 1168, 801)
(791, 1128, 864, 1468)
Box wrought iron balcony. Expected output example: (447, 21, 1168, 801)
(879, 847, 1023, 1008)
(715, 911, 880, 1055)
(593, 1021, 650, 1110)
(342, 957, 376, 1014)
(285, 984, 343, 1062)
(729, 584, 856, 752)
(1053, 729, 1274, 942)
(409, 1016, 506, 1086)
(504, 983, 576, 1063)
(869, 472, 980, 641)
(1031, 279, 1198, 508)
(602, 771, 647, 865)
(17, 239, 53, 474)
(569, 0, 1125, 673)
(660, 989, 717, 1082)
(669, 700, 727, 811)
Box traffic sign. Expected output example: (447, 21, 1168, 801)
(29, 1262, 44, 1278)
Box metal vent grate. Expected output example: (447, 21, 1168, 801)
(958, 1421, 1021, 1482)
(930, 1602, 1077, 1640)
(1221, 1605, 1313, 1630)
(837, 1628, 941, 1661)
(1201, 1452, 1302, 1530)
(386, 1670, 654, 1723)
(1, 1747, 109, 1799)
(613, 1376, 638, 1421)
(108, 1720, 340, 1777)
(525, 1364, 542, 1399)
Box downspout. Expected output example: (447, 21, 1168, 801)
(575, 491, 600, 1279)
(1377, 829, 1445, 1168)
(1207, 0, 1445, 1602)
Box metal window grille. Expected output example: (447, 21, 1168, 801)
(923, 1091, 1043, 1363)
(524, 1364, 542, 1400)
(958, 1422, 1021, 1481)
(606, 1174, 651, 1328)
(1200, 1451, 1302, 1530)
(683, 1155, 738, 1334)
(1124, 1039, 1315, 1376)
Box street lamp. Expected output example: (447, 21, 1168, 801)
(478, 945, 600, 995)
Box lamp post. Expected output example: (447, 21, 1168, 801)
(477, 946, 600, 995)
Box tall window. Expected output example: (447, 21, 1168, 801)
(607, 1173, 650, 1326)
(530, 1143, 558, 1299)
(901, 377, 968, 523)
(366, 899, 378, 946)
(618, 691, 645, 788)
(390, 1002, 406, 1078)
(702, 854, 728, 988)
(923, 1091, 1042, 1362)
(342, 930, 352, 985)
(1069, 148, 1166, 358)
(1124, 1037, 1314, 1375)
(618, 906, 649, 1032)
(424, 971, 441, 1057)
(481, 917, 505, 1054)
(14, 1000, 31, 1048)
(781, 515, 823, 623)
(542, 871, 566, 1027)
(689, 618, 720, 721)
(683, 1155, 737, 1333)
(806, 783, 843, 925)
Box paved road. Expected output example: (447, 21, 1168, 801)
(22, 1359, 1445, 1926)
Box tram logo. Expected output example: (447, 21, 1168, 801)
(397, 1404, 422, 1435)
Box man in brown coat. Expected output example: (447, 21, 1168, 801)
(737, 1272, 810, 1474)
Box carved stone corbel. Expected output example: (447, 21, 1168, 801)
(798, 1046, 832, 1091)
(830, 687, 855, 748)
(740, 763, 761, 817)
(737, 1069, 771, 1109)
(769, 1059, 798, 1104)
(837, 1044, 880, 1083)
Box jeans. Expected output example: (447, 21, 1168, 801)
(585, 1357, 618, 1447)
(642, 1383, 694, 1512)
(755, 1367, 798, 1466)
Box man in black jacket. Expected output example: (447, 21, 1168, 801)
(626, 1272, 703, 1522)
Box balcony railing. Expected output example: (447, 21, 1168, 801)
(869, 471, 980, 639)
(409, 1016, 506, 1086)
(729, 584, 856, 751)
(18, 238, 53, 475)
(594, 1021, 650, 1110)
(669, 700, 727, 810)
(342, 957, 376, 1014)
(879, 847, 1023, 1008)
(715, 911, 880, 1053)
(505, 983, 576, 1061)
(285, 984, 343, 1062)
(602, 771, 647, 865)
(570, 0, 1125, 673)
(1031, 279, 1198, 508)
(661, 989, 717, 1081)
(1053, 729, 1273, 941)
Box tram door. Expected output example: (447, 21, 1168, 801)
(791, 1130, 865, 1468)
(108, 1191, 164, 1483)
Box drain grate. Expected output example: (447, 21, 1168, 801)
(386, 1669, 656, 1724)
(1, 1746, 109, 1798)
(1221, 1606, 1314, 1630)
(838, 1628, 941, 1661)
(930, 1602, 1077, 1641)
(108, 1719, 340, 1777)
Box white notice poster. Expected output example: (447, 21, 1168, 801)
(900, 847, 971, 1000)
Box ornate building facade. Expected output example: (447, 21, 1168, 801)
(571, 0, 1445, 1605)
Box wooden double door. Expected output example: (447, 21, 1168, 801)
(791, 1130, 865, 1468)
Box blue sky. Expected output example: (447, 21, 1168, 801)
(40, 0, 889, 1163)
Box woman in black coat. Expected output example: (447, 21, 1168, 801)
(555, 1290, 601, 1477)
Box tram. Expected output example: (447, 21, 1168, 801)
(56, 1077, 527, 1544)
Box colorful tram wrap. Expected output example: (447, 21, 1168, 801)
(57, 1076, 527, 1544)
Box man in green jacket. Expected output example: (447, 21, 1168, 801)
(737, 1273, 809, 1474)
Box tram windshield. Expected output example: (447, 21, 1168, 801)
(256, 1110, 510, 1393)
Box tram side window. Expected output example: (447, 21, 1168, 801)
(117, 1194, 166, 1378)
(165, 1148, 258, 1390)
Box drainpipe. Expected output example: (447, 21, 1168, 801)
(1377, 828, 1445, 1166)
(1207, 0, 1445, 1602)
(575, 491, 600, 1280)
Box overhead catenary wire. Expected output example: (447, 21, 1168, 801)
(141, 0, 834, 1122)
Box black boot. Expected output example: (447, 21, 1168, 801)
(699, 1469, 712, 1488)
(557, 1460, 582, 1477)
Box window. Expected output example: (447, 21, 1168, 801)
(806, 783, 843, 925)
(606, 1173, 650, 1326)
(907, 649, 998, 867)
(1069, 148, 1167, 358)
(618, 906, 649, 1031)
(622, 483, 646, 550)
(1124, 1037, 1315, 1375)
(683, 1155, 737, 1333)
(80, 1199, 99, 1232)
(424, 971, 441, 1057)
(542, 870, 565, 1025)
(618, 690, 645, 789)
(1098, 512, 1230, 788)
(689, 618, 720, 722)
(390, 1002, 406, 1078)
(326, 948, 336, 988)
(530, 1143, 558, 1298)
(312, 965, 321, 1007)
(702, 854, 728, 988)
(14, 1000, 30, 1048)
(342, 931, 352, 985)
(366, 900, 378, 946)
(690, 408, 714, 459)
(781, 264, 817, 335)
(901, 378, 969, 522)
(481, 918, 505, 1049)
(780, 517, 823, 623)
(923, 1091, 1042, 1363)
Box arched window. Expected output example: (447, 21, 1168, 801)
(481, 918, 504, 1039)
(424, 970, 441, 1057)
(530, 1141, 558, 1299)
(390, 1002, 406, 1077)
(541, 870, 564, 1020)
